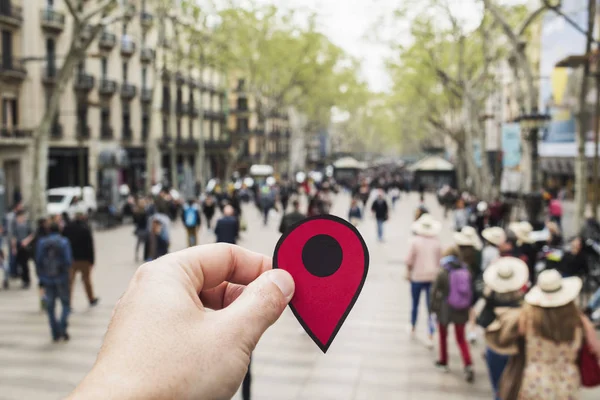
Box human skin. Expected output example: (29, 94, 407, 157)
(67, 243, 295, 400)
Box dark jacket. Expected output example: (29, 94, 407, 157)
(430, 256, 470, 326)
(348, 206, 362, 220)
(63, 220, 95, 264)
(133, 210, 149, 233)
(144, 233, 169, 261)
(279, 211, 306, 234)
(35, 233, 73, 284)
(371, 199, 389, 221)
(215, 216, 239, 244)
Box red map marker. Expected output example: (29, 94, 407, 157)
(273, 215, 369, 353)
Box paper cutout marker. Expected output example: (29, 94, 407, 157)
(273, 214, 369, 353)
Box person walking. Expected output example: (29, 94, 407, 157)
(348, 198, 363, 226)
(12, 210, 33, 289)
(279, 200, 306, 235)
(63, 213, 98, 307)
(32, 218, 50, 309)
(430, 246, 475, 382)
(371, 190, 389, 242)
(132, 199, 149, 261)
(259, 184, 276, 226)
(202, 195, 216, 230)
(182, 199, 202, 247)
(405, 214, 442, 346)
(215, 205, 239, 245)
(488, 269, 600, 399)
(480, 227, 506, 272)
(4, 202, 22, 279)
(509, 221, 537, 285)
(454, 199, 468, 232)
(478, 257, 529, 400)
(35, 223, 73, 341)
(144, 218, 169, 261)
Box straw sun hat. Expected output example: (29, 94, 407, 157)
(508, 221, 534, 244)
(411, 213, 442, 237)
(482, 227, 507, 247)
(483, 257, 529, 294)
(453, 226, 483, 250)
(525, 269, 582, 308)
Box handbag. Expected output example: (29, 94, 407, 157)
(579, 340, 600, 387)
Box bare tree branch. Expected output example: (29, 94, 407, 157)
(518, 6, 546, 36)
(541, 0, 599, 44)
(64, 0, 81, 24)
(83, 0, 117, 23)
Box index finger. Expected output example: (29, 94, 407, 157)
(161, 243, 272, 292)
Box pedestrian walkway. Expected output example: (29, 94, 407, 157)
(0, 194, 598, 399)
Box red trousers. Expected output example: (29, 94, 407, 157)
(438, 323, 472, 366)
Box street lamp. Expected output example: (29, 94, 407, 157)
(515, 107, 551, 226)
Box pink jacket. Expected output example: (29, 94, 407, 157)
(405, 235, 442, 282)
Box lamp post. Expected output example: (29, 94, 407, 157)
(516, 107, 551, 226)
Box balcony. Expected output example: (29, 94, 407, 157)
(122, 127, 133, 141)
(120, 37, 136, 57)
(0, 58, 26, 81)
(176, 102, 189, 116)
(141, 11, 154, 29)
(205, 134, 232, 150)
(99, 79, 118, 97)
(0, 4, 22, 29)
(231, 106, 251, 116)
(50, 123, 63, 139)
(189, 106, 200, 118)
(73, 73, 95, 92)
(140, 47, 154, 63)
(161, 69, 171, 82)
(188, 78, 199, 89)
(40, 8, 65, 34)
(175, 72, 186, 86)
(204, 109, 219, 120)
(98, 32, 116, 51)
(120, 83, 137, 100)
(161, 101, 170, 114)
(100, 126, 113, 140)
(0, 127, 31, 139)
(42, 64, 58, 86)
(141, 88, 152, 103)
(76, 124, 90, 139)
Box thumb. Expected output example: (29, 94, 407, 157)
(221, 269, 294, 350)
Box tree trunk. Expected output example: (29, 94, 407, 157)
(593, 74, 600, 219)
(455, 140, 467, 191)
(575, 0, 596, 231)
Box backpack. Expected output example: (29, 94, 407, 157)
(184, 206, 198, 227)
(445, 261, 472, 310)
(40, 238, 66, 278)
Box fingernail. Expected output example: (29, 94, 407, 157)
(267, 269, 295, 300)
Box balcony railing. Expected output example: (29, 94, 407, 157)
(161, 101, 170, 114)
(122, 127, 133, 141)
(0, 57, 26, 81)
(40, 8, 65, 33)
(99, 79, 118, 96)
(120, 37, 136, 57)
(140, 47, 154, 63)
(189, 106, 200, 118)
(42, 63, 58, 86)
(73, 73, 95, 91)
(175, 72, 186, 86)
(50, 123, 63, 138)
(0, 127, 32, 139)
(100, 126, 113, 139)
(76, 124, 90, 139)
(176, 103, 189, 116)
(99, 31, 116, 50)
(141, 11, 154, 29)
(0, 4, 22, 28)
(120, 83, 137, 100)
(141, 88, 152, 103)
(205, 133, 232, 150)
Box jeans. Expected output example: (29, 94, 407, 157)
(262, 206, 271, 226)
(45, 280, 70, 339)
(485, 347, 509, 400)
(410, 281, 434, 335)
(376, 219, 385, 241)
(438, 323, 472, 366)
(589, 287, 600, 310)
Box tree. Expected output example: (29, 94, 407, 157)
(30, 0, 134, 221)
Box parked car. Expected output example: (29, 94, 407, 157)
(46, 186, 97, 218)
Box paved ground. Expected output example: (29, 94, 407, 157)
(0, 193, 598, 399)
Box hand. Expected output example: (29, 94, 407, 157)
(69, 244, 295, 400)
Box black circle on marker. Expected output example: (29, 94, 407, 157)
(301, 234, 343, 277)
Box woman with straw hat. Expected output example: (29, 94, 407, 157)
(491, 269, 600, 399)
(481, 227, 506, 272)
(406, 214, 442, 346)
(479, 257, 529, 400)
(508, 221, 537, 286)
(454, 227, 483, 344)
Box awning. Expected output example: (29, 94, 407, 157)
(541, 157, 597, 177)
(408, 155, 454, 172)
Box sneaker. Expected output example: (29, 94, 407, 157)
(90, 298, 100, 307)
(63, 331, 70, 341)
(464, 366, 474, 383)
(434, 361, 449, 372)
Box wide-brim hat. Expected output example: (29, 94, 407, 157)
(483, 257, 529, 294)
(411, 213, 441, 237)
(525, 269, 582, 308)
(508, 221, 534, 244)
(454, 226, 483, 250)
(482, 227, 507, 247)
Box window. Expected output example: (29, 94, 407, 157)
(176, 118, 181, 138)
(162, 116, 168, 137)
(237, 118, 249, 132)
(1, 30, 12, 67)
(176, 88, 182, 106)
(122, 102, 130, 129)
(77, 61, 85, 76)
(46, 38, 56, 76)
(142, 67, 147, 88)
(237, 98, 248, 111)
(142, 115, 149, 139)
(122, 62, 128, 82)
(100, 57, 108, 78)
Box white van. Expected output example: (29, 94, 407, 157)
(46, 187, 97, 218)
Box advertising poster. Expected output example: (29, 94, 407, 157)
(502, 122, 521, 168)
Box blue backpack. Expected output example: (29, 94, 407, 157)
(184, 206, 198, 227)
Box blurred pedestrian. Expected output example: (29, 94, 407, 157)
(279, 200, 306, 234)
(63, 213, 98, 307)
(481, 227, 506, 272)
(259, 184, 276, 226)
(430, 246, 474, 382)
(406, 214, 442, 346)
(454, 199, 468, 232)
(348, 198, 363, 226)
(215, 205, 239, 245)
(202, 195, 216, 230)
(4, 201, 23, 279)
(32, 217, 50, 309)
(182, 199, 202, 247)
(12, 209, 33, 289)
(144, 219, 169, 261)
(371, 190, 389, 242)
(35, 223, 72, 341)
(133, 199, 149, 261)
(509, 222, 536, 285)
